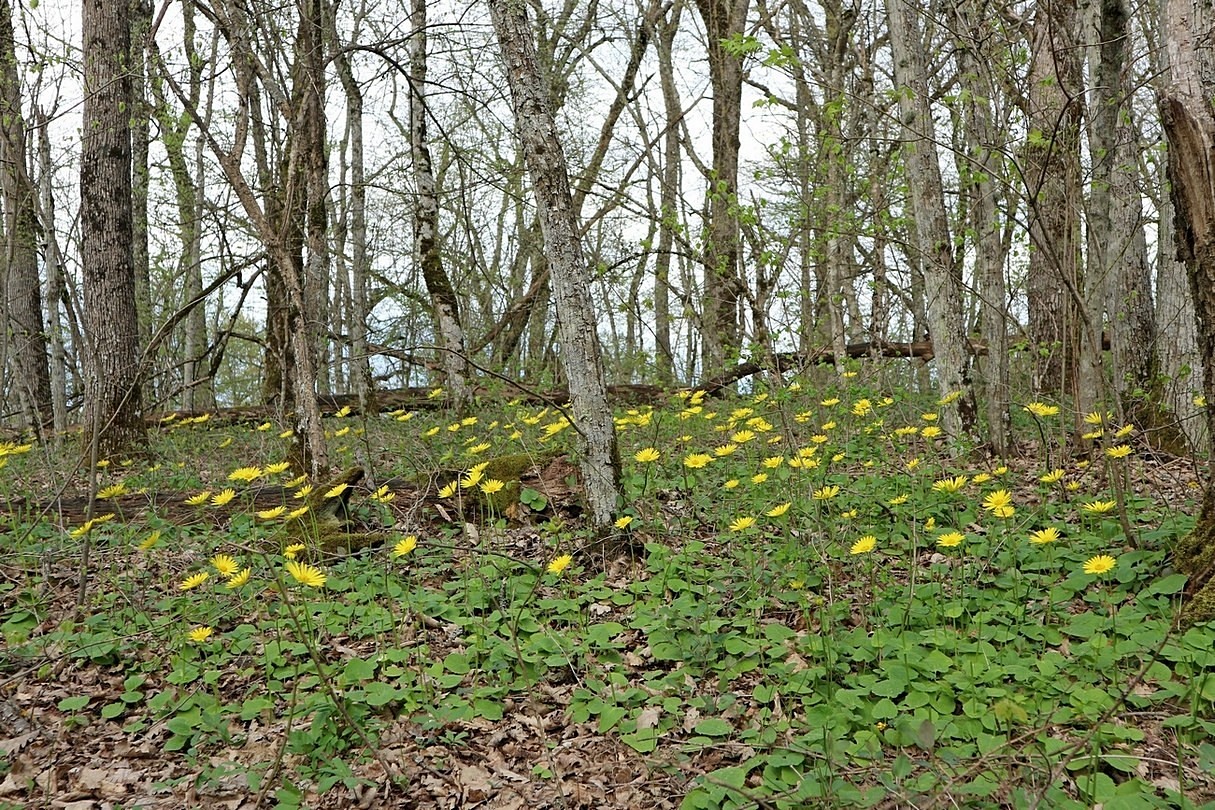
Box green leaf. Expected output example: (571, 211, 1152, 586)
(342, 657, 377, 682)
(101, 702, 125, 719)
(1146, 574, 1188, 596)
(57, 695, 90, 712)
(693, 717, 734, 737)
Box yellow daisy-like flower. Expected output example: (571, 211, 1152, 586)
(260, 462, 288, 476)
(211, 488, 236, 507)
(211, 554, 239, 576)
(925, 517, 936, 530)
(731, 430, 756, 444)
(95, 459, 111, 468)
(714, 444, 738, 457)
(821, 397, 841, 407)
(226, 568, 251, 588)
(850, 535, 876, 555)
(921, 426, 942, 439)
(821, 421, 837, 431)
(614, 515, 634, 529)
(97, 483, 128, 500)
(813, 485, 840, 500)
(335, 404, 353, 417)
(931, 476, 967, 494)
(1106, 445, 1133, 459)
(751, 473, 769, 485)
(283, 542, 307, 560)
(428, 387, 445, 400)
(217, 437, 233, 449)
(480, 479, 505, 495)
(324, 482, 349, 499)
(257, 505, 287, 520)
(921, 413, 938, 422)
(1023, 402, 1060, 418)
(285, 506, 309, 520)
(392, 535, 418, 557)
(424, 426, 441, 437)
(1114, 424, 1135, 439)
(683, 453, 712, 469)
(840, 508, 858, 519)
(634, 447, 660, 464)
(228, 466, 262, 482)
(766, 502, 791, 517)
(728, 516, 756, 532)
(547, 554, 573, 575)
(723, 479, 739, 490)
(256, 421, 272, 431)
(179, 571, 209, 590)
(1083, 554, 1117, 575)
(887, 494, 909, 506)
(286, 560, 327, 588)
(284, 475, 307, 489)
(467, 442, 491, 455)
(906, 457, 920, 470)
(137, 530, 161, 551)
(185, 490, 212, 506)
(936, 531, 965, 547)
(1029, 527, 1061, 544)
(1039, 469, 1065, 484)
(972, 472, 991, 484)
(1194, 395, 1207, 408)
(372, 485, 396, 503)
(1065, 481, 1082, 492)
(188, 626, 214, 643)
(293, 484, 314, 500)
(982, 489, 1014, 517)
(1083, 411, 1110, 426)
(460, 468, 484, 489)
(1081, 499, 1117, 514)
(438, 481, 458, 498)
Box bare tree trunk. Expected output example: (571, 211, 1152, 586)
(1159, 0, 1215, 624)
(410, 0, 471, 409)
(81, 0, 145, 456)
(885, 0, 976, 439)
(693, 0, 749, 376)
(651, 1, 682, 383)
(0, 0, 52, 436)
(130, 0, 153, 404)
(35, 108, 67, 434)
(488, 0, 622, 531)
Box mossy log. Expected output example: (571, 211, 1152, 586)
(1177, 494, 1215, 626)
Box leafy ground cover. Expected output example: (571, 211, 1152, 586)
(1, 374, 1213, 809)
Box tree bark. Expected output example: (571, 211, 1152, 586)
(1160, 0, 1215, 624)
(0, 0, 52, 436)
(885, 0, 976, 440)
(488, 0, 622, 531)
(80, 0, 145, 457)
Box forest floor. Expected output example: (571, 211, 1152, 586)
(2, 376, 1214, 809)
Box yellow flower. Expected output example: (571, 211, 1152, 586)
(921, 426, 942, 439)
(264, 461, 291, 475)
(972, 472, 991, 484)
(938, 391, 962, 405)
(982, 489, 1014, 518)
(257, 421, 272, 431)
(285, 475, 308, 488)
(850, 535, 876, 555)
(334, 426, 351, 438)
(994, 466, 1009, 476)
(1029, 527, 1061, 545)
(714, 443, 738, 457)
(1194, 395, 1207, 408)
(1065, 481, 1082, 492)
(460, 468, 484, 489)
(840, 508, 858, 519)
(335, 404, 352, 417)
(97, 483, 128, 500)
(751, 473, 769, 485)
(813, 485, 840, 500)
(728, 516, 756, 532)
(392, 535, 418, 557)
(285, 506, 309, 520)
(185, 490, 212, 506)
(1083, 411, 1110, 426)
(424, 426, 441, 437)
(179, 571, 210, 590)
(931, 475, 967, 494)
(468, 442, 491, 455)
(211, 488, 236, 507)
(614, 515, 634, 529)
(427, 387, 444, 399)
(1081, 499, 1117, 514)
(683, 453, 712, 469)
(1039, 469, 1065, 484)
(832, 452, 846, 462)
(906, 457, 920, 470)
(1023, 402, 1060, 418)
(226, 568, 251, 588)
(766, 502, 791, 517)
(1106, 444, 1133, 459)
(634, 447, 660, 463)
(723, 479, 739, 489)
(887, 494, 909, 506)
(1083, 554, 1117, 575)
(821, 397, 840, 407)
(932, 530, 962, 548)
(925, 517, 936, 530)
(257, 505, 287, 520)
(286, 560, 327, 587)
(547, 554, 573, 575)
(211, 554, 239, 576)
(188, 626, 214, 643)
(137, 530, 161, 551)
(1082, 430, 1104, 441)
(438, 481, 458, 498)
(95, 459, 111, 468)
(228, 466, 263, 482)
(729, 430, 756, 444)
(1114, 424, 1135, 439)
(811, 434, 829, 444)
(293, 484, 314, 500)
(480, 479, 505, 495)
(283, 542, 307, 560)
(921, 413, 938, 422)
(851, 399, 872, 416)
(324, 482, 350, 499)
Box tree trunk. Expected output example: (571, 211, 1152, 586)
(651, 0, 683, 383)
(411, 0, 472, 410)
(488, 0, 622, 531)
(81, 0, 145, 457)
(1160, 0, 1215, 624)
(885, 0, 976, 440)
(0, 0, 52, 436)
(693, 0, 749, 376)
(35, 108, 68, 434)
